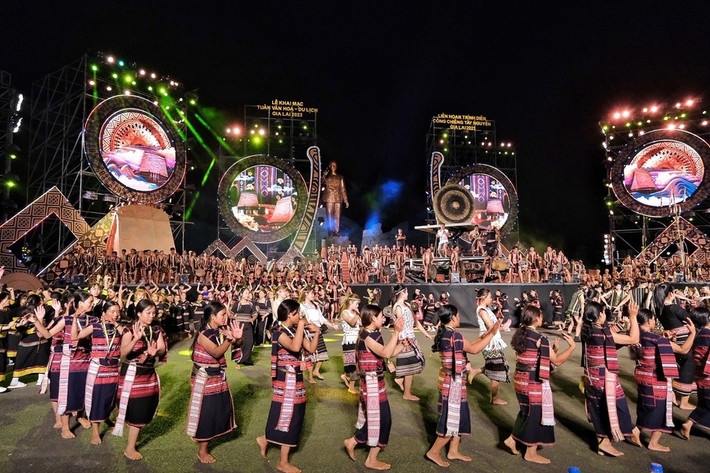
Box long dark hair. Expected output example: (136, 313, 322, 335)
(191, 300, 226, 350)
(581, 300, 604, 342)
(690, 306, 710, 330)
(511, 304, 541, 354)
(356, 304, 382, 363)
(432, 304, 457, 353)
(653, 282, 674, 318)
(277, 299, 300, 322)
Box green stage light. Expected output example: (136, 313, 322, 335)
(252, 136, 262, 145)
(147, 86, 153, 91)
(91, 64, 99, 72)
(9, 153, 17, 160)
(124, 75, 133, 83)
(189, 99, 197, 105)
(111, 73, 118, 79)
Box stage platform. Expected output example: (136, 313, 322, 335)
(350, 282, 580, 328)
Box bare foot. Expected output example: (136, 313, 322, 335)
(53, 421, 62, 429)
(491, 398, 508, 405)
(628, 428, 642, 447)
(597, 439, 624, 457)
(503, 436, 519, 455)
(425, 451, 450, 467)
(394, 378, 404, 391)
(679, 423, 691, 440)
(344, 438, 357, 461)
(648, 443, 670, 452)
(365, 459, 392, 470)
(524, 452, 551, 464)
(77, 417, 91, 429)
(124, 449, 143, 460)
(256, 435, 268, 458)
(276, 462, 301, 473)
(341, 374, 349, 387)
(313, 373, 324, 380)
(447, 452, 471, 462)
(402, 394, 420, 402)
(91, 434, 102, 445)
(61, 429, 75, 439)
(198, 452, 216, 463)
(307, 378, 316, 384)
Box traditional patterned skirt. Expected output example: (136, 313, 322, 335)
(482, 347, 510, 383)
(265, 367, 307, 447)
(342, 341, 358, 379)
(51, 350, 90, 412)
(354, 372, 392, 447)
(85, 359, 120, 422)
(635, 368, 673, 433)
(314, 334, 329, 362)
(13, 334, 51, 378)
(511, 370, 555, 446)
(187, 367, 235, 441)
(584, 366, 634, 439)
(117, 363, 160, 427)
(395, 339, 424, 377)
(436, 372, 471, 437)
(688, 377, 710, 429)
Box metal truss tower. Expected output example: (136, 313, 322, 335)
(602, 101, 710, 267)
(425, 113, 519, 242)
(27, 54, 188, 258)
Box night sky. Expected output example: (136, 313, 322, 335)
(3, 2, 710, 264)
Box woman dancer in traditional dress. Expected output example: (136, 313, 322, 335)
(581, 300, 641, 457)
(340, 293, 361, 394)
(502, 305, 576, 464)
(33, 291, 96, 439)
(11, 294, 51, 388)
(230, 287, 257, 366)
(633, 308, 695, 452)
(680, 306, 710, 439)
(426, 304, 501, 467)
(299, 285, 337, 383)
(344, 304, 404, 471)
(70, 301, 126, 445)
(654, 282, 696, 409)
(392, 284, 432, 401)
(113, 299, 166, 460)
(471, 288, 509, 404)
(257, 299, 319, 473)
(187, 300, 243, 463)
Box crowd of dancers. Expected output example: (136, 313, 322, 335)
(1, 259, 710, 470)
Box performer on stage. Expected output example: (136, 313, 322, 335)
(581, 300, 641, 457)
(257, 299, 320, 473)
(344, 304, 404, 470)
(395, 228, 407, 249)
(322, 160, 349, 236)
(436, 224, 451, 258)
(425, 304, 500, 467)
(680, 306, 710, 439)
(187, 301, 243, 463)
(114, 299, 166, 460)
(503, 304, 576, 464)
(632, 308, 695, 452)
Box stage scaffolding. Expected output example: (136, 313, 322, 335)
(603, 104, 710, 268)
(425, 114, 519, 244)
(215, 103, 321, 258)
(27, 54, 188, 263)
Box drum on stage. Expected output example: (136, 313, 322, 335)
(427, 263, 438, 280)
(194, 268, 206, 278)
(492, 257, 509, 271)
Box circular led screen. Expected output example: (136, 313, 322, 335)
(447, 164, 518, 235)
(610, 129, 710, 217)
(218, 155, 308, 243)
(84, 95, 186, 203)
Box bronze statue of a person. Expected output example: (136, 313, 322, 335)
(322, 160, 349, 235)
